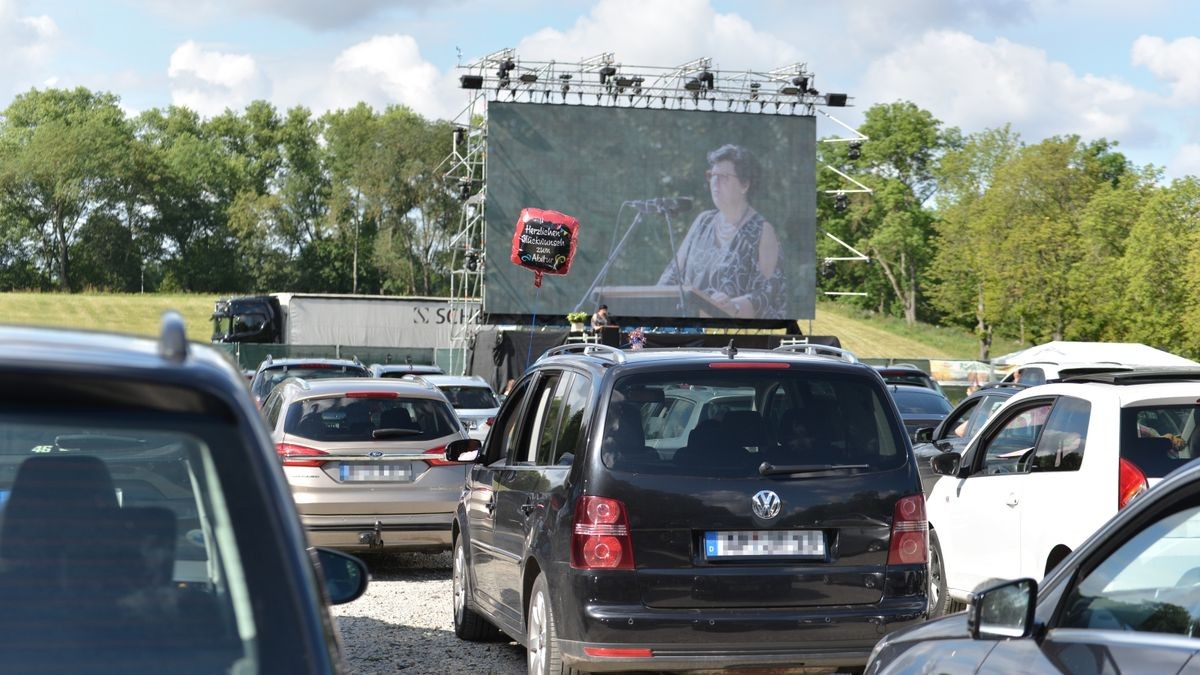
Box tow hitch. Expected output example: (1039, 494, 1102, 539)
(358, 521, 384, 548)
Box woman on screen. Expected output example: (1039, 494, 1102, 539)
(658, 144, 787, 318)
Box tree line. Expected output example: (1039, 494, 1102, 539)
(818, 101, 1199, 359)
(1, 88, 1197, 359)
(0, 87, 460, 296)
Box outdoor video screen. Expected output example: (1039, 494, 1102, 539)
(484, 102, 816, 323)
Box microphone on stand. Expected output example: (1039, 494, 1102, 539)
(625, 197, 695, 214)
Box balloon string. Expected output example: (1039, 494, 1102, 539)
(526, 282, 541, 369)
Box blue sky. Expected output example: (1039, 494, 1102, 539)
(3, 0, 1199, 177)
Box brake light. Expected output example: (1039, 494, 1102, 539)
(486, 417, 495, 427)
(425, 446, 454, 467)
(294, 363, 334, 369)
(887, 494, 928, 565)
(571, 496, 635, 570)
(707, 362, 790, 369)
(276, 442, 330, 467)
(1118, 458, 1148, 509)
(345, 391, 399, 398)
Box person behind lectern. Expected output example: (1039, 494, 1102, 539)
(658, 144, 787, 318)
(590, 304, 614, 331)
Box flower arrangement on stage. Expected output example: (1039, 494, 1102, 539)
(628, 327, 646, 351)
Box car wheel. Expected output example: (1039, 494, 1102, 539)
(928, 530, 951, 618)
(527, 574, 566, 675)
(452, 534, 495, 641)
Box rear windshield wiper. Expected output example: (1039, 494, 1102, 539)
(758, 462, 871, 476)
(372, 428, 423, 439)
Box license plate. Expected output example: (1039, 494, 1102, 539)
(704, 530, 825, 558)
(339, 463, 414, 482)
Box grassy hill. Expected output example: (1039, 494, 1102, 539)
(0, 292, 1021, 361)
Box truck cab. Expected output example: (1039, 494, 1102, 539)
(212, 295, 281, 343)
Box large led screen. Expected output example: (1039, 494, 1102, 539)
(485, 102, 816, 323)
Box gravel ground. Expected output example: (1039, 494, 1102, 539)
(333, 551, 526, 675)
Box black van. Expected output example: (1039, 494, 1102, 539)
(446, 344, 928, 674)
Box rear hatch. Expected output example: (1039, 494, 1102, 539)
(594, 364, 920, 609)
(279, 392, 467, 515)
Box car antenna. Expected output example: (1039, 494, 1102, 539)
(723, 339, 737, 360)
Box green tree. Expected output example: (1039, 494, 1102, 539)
(0, 87, 134, 290)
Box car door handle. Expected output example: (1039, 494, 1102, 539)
(1006, 494, 1019, 507)
(485, 498, 496, 514)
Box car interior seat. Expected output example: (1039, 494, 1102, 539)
(380, 406, 417, 431)
(601, 403, 656, 468)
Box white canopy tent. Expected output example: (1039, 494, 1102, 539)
(991, 341, 1199, 368)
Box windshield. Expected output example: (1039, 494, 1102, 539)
(284, 396, 460, 442)
(603, 369, 906, 477)
(891, 389, 952, 415)
(251, 365, 369, 400)
(1122, 405, 1200, 478)
(0, 413, 258, 672)
(439, 386, 499, 410)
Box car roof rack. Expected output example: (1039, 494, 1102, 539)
(538, 343, 628, 365)
(1061, 368, 1200, 385)
(773, 340, 858, 364)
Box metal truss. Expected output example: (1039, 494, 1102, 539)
(818, 109, 872, 298)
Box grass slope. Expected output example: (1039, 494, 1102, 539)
(0, 293, 1019, 361)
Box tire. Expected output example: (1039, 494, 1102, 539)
(527, 573, 572, 675)
(452, 534, 496, 641)
(928, 530, 951, 618)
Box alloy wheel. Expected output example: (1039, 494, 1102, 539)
(527, 587, 547, 674)
(453, 541, 467, 624)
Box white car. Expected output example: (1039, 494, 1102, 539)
(404, 374, 500, 443)
(998, 360, 1131, 386)
(925, 368, 1200, 617)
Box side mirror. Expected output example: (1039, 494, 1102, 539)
(968, 578, 1037, 639)
(913, 427, 934, 444)
(314, 547, 369, 605)
(930, 451, 961, 476)
(445, 437, 483, 463)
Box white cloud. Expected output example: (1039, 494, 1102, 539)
(1132, 35, 1200, 105)
(860, 30, 1150, 143)
(140, 0, 426, 30)
(167, 41, 268, 116)
(515, 0, 800, 71)
(846, 0, 1033, 52)
(326, 35, 445, 117)
(0, 1, 60, 96)
(1171, 144, 1200, 179)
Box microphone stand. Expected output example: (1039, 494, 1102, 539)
(662, 211, 688, 315)
(575, 207, 644, 312)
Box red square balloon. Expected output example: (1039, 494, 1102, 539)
(510, 208, 580, 286)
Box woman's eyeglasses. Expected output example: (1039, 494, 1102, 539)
(705, 170, 739, 185)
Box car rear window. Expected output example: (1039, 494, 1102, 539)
(603, 369, 907, 477)
(0, 412, 259, 671)
(891, 389, 952, 415)
(881, 373, 935, 389)
(439, 386, 499, 410)
(1121, 405, 1200, 478)
(284, 396, 460, 442)
(252, 365, 369, 400)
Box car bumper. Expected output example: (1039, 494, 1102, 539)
(559, 599, 928, 671)
(302, 513, 452, 551)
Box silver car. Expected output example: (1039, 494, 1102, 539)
(260, 377, 475, 553)
(403, 374, 501, 443)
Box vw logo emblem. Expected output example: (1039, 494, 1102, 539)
(368, 451, 384, 458)
(752, 490, 781, 519)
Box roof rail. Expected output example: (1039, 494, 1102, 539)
(538, 343, 627, 365)
(773, 339, 858, 364)
(1062, 368, 1200, 386)
(158, 311, 189, 365)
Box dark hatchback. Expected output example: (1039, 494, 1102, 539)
(0, 317, 367, 674)
(447, 344, 929, 673)
(911, 383, 1024, 494)
(888, 384, 952, 441)
(867, 451, 1200, 674)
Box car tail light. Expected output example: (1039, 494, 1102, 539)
(887, 494, 928, 565)
(486, 417, 495, 426)
(571, 496, 635, 570)
(425, 446, 454, 467)
(345, 391, 398, 399)
(1118, 458, 1148, 509)
(276, 442, 329, 467)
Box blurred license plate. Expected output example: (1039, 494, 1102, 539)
(704, 530, 825, 558)
(340, 464, 414, 482)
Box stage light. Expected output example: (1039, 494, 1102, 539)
(453, 126, 465, 147)
(465, 252, 480, 272)
(807, 87, 820, 96)
(598, 65, 617, 85)
(497, 59, 515, 80)
(793, 76, 809, 91)
(749, 82, 760, 100)
(826, 93, 849, 107)
(632, 76, 644, 94)
(820, 259, 836, 279)
(459, 74, 483, 89)
(684, 78, 702, 91)
(848, 142, 862, 160)
(560, 73, 572, 96)
(698, 70, 715, 90)
(458, 179, 473, 202)
(834, 193, 849, 212)
(614, 76, 636, 88)
(519, 73, 538, 84)
(780, 85, 800, 96)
